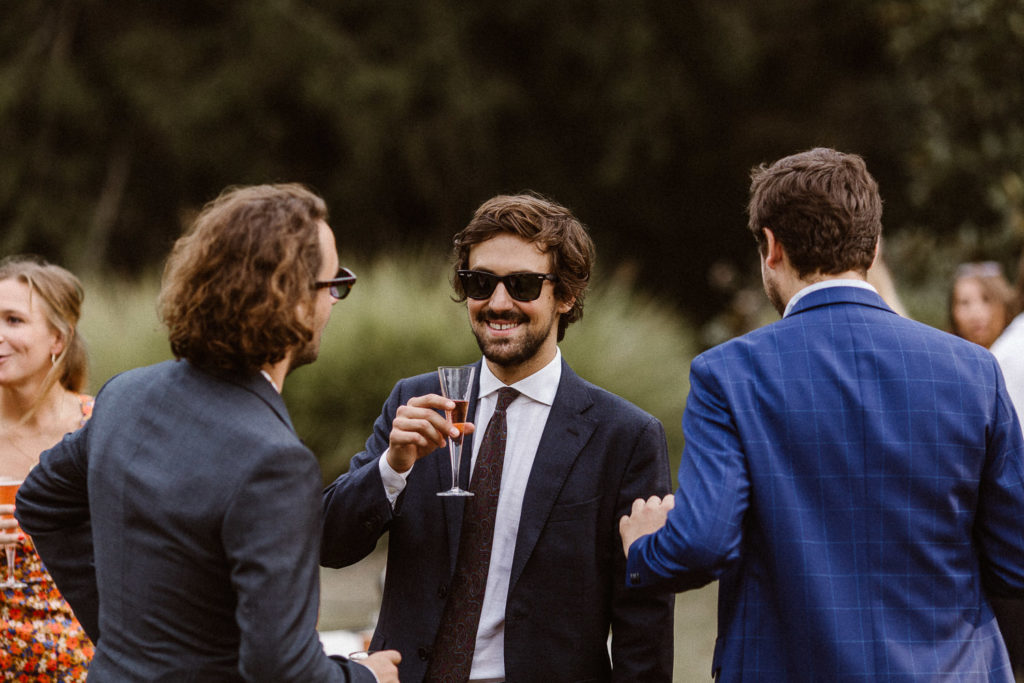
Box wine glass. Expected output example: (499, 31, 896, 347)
(0, 478, 26, 589)
(437, 365, 476, 497)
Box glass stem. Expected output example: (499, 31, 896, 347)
(4, 545, 14, 584)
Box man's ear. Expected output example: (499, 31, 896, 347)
(294, 298, 313, 325)
(762, 228, 785, 269)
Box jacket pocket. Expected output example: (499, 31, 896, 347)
(547, 493, 601, 522)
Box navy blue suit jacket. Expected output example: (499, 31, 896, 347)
(628, 286, 1024, 681)
(16, 360, 373, 682)
(322, 358, 675, 682)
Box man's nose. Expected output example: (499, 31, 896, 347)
(488, 282, 515, 310)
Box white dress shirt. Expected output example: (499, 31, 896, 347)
(991, 312, 1024, 421)
(378, 350, 562, 680)
(782, 278, 878, 318)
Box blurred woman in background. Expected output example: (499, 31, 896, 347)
(986, 253, 1024, 682)
(949, 261, 1015, 348)
(0, 255, 93, 680)
(952, 259, 1024, 680)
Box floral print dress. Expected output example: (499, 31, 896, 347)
(1, 394, 94, 682)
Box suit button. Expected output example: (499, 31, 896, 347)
(418, 646, 431, 661)
(437, 584, 447, 599)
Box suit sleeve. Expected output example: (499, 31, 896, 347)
(222, 443, 375, 683)
(321, 379, 409, 568)
(976, 364, 1024, 597)
(610, 415, 676, 682)
(14, 423, 100, 641)
(627, 355, 748, 592)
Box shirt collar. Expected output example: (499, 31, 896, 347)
(259, 369, 280, 393)
(478, 348, 562, 406)
(783, 279, 878, 318)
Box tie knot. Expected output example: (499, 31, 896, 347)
(494, 387, 519, 412)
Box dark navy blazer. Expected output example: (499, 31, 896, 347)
(322, 358, 675, 682)
(17, 360, 372, 682)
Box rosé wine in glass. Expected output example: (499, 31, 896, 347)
(0, 478, 26, 589)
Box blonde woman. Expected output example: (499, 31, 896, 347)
(0, 255, 93, 680)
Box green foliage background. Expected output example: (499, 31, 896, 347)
(11, 4, 1022, 677)
(9, 0, 1020, 486)
(78, 253, 695, 481)
(4, 0, 1022, 325)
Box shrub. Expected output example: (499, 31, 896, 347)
(78, 253, 698, 481)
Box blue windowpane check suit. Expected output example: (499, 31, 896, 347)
(628, 286, 1024, 681)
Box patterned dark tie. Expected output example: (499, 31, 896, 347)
(426, 387, 520, 683)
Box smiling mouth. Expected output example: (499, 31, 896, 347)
(478, 310, 528, 331)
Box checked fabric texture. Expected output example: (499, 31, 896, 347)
(426, 387, 519, 683)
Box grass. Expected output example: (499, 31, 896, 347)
(77, 273, 170, 389)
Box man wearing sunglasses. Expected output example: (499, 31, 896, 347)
(322, 193, 674, 682)
(17, 184, 399, 682)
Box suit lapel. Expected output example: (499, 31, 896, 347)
(508, 361, 596, 592)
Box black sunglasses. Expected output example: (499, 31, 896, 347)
(314, 267, 357, 300)
(457, 270, 559, 302)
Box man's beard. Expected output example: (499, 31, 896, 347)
(471, 310, 553, 368)
(289, 333, 320, 373)
(763, 273, 786, 316)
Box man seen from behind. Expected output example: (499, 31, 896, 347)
(621, 148, 1024, 681)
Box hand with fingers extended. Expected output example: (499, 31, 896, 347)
(386, 394, 474, 473)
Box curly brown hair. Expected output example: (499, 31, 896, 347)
(158, 184, 327, 375)
(451, 192, 595, 341)
(0, 255, 88, 412)
(747, 148, 882, 278)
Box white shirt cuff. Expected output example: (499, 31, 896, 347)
(378, 449, 410, 506)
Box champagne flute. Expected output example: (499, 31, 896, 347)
(0, 478, 26, 589)
(437, 365, 476, 497)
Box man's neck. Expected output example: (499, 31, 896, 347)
(780, 266, 860, 300)
(790, 269, 866, 295)
(260, 358, 289, 393)
(485, 343, 558, 386)
(782, 272, 873, 318)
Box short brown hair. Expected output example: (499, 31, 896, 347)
(451, 193, 595, 341)
(158, 184, 327, 375)
(0, 255, 88, 413)
(747, 148, 882, 278)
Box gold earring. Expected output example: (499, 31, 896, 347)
(51, 353, 57, 365)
